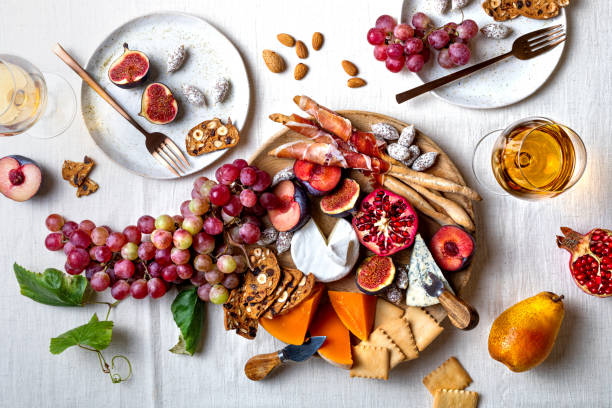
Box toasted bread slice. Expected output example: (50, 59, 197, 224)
(186, 118, 240, 156)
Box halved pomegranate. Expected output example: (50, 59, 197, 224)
(557, 227, 612, 297)
(267, 180, 310, 232)
(107, 43, 150, 88)
(293, 160, 342, 196)
(139, 83, 178, 125)
(352, 188, 418, 256)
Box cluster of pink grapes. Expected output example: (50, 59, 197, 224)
(366, 13, 478, 73)
(43, 159, 277, 304)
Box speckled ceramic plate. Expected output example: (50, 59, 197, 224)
(400, 1, 566, 109)
(81, 12, 250, 178)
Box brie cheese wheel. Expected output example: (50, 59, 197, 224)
(291, 218, 360, 283)
(405, 234, 454, 307)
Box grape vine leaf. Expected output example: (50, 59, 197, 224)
(50, 313, 114, 354)
(170, 287, 204, 356)
(14, 263, 92, 307)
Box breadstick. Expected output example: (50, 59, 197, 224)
(388, 165, 482, 201)
(409, 184, 475, 231)
(383, 176, 455, 227)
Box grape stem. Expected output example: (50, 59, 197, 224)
(93, 300, 120, 320)
(225, 232, 253, 270)
(77, 345, 133, 384)
(140, 260, 151, 280)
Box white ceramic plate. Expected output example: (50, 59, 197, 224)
(81, 12, 250, 178)
(400, 1, 566, 109)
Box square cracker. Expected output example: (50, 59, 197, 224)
(433, 390, 479, 408)
(403, 307, 443, 351)
(350, 345, 390, 380)
(423, 357, 473, 395)
(364, 328, 406, 369)
(378, 317, 419, 360)
(374, 299, 404, 329)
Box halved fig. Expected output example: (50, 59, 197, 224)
(356, 255, 395, 295)
(320, 178, 360, 217)
(430, 225, 475, 272)
(107, 43, 150, 88)
(139, 83, 178, 125)
(267, 180, 310, 232)
(293, 160, 342, 196)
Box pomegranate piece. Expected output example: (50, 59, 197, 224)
(557, 227, 612, 297)
(0, 155, 42, 202)
(430, 225, 475, 272)
(293, 160, 342, 196)
(107, 43, 150, 88)
(139, 83, 179, 125)
(352, 188, 418, 256)
(267, 180, 310, 232)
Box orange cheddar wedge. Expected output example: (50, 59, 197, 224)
(259, 284, 324, 345)
(309, 301, 353, 369)
(328, 291, 377, 341)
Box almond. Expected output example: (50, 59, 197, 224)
(295, 40, 308, 59)
(347, 77, 367, 88)
(277, 33, 295, 47)
(342, 60, 358, 76)
(262, 50, 285, 73)
(294, 63, 308, 80)
(312, 32, 323, 50)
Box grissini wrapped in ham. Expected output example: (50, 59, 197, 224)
(293, 95, 353, 141)
(269, 113, 351, 150)
(268, 141, 391, 173)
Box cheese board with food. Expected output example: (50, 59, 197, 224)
(233, 95, 482, 379)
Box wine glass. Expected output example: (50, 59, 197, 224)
(472, 117, 587, 200)
(0, 54, 76, 138)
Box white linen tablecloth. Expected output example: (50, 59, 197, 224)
(1, 0, 610, 407)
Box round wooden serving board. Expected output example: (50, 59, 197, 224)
(250, 110, 476, 326)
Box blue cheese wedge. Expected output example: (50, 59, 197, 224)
(290, 218, 359, 283)
(405, 234, 454, 307)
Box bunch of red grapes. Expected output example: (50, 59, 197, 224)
(44, 159, 278, 304)
(366, 12, 478, 73)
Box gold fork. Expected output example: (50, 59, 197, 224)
(53, 43, 190, 177)
(396, 25, 566, 104)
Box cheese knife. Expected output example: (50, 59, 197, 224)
(244, 336, 326, 381)
(423, 272, 479, 330)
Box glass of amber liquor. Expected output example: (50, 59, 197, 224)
(473, 117, 587, 200)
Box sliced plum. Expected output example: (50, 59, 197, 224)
(0, 155, 42, 202)
(267, 180, 310, 232)
(293, 160, 341, 196)
(430, 225, 475, 272)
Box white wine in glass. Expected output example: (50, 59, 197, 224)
(0, 54, 75, 138)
